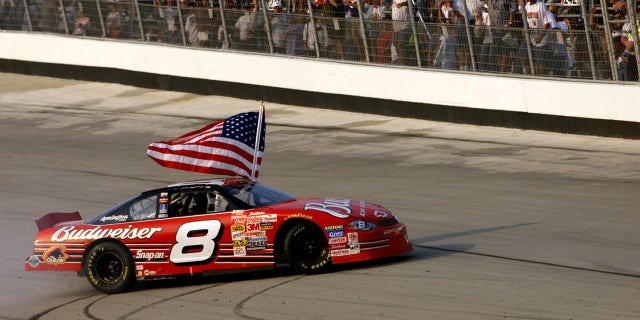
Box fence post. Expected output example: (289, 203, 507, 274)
(219, 0, 230, 48)
(579, 0, 597, 79)
(261, 0, 275, 54)
(598, 0, 618, 80)
(96, 0, 106, 37)
(355, 0, 371, 63)
(177, 0, 187, 46)
(629, 0, 640, 80)
(57, 0, 69, 34)
(134, 0, 145, 40)
(518, 0, 534, 75)
(306, 0, 321, 58)
(22, 0, 33, 31)
(459, 0, 476, 71)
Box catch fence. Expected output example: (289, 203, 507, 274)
(1, 0, 638, 82)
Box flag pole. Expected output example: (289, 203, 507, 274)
(250, 102, 265, 181)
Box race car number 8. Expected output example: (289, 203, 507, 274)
(170, 220, 222, 264)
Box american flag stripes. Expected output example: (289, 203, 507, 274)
(146, 109, 266, 179)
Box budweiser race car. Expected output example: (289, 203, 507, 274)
(25, 178, 412, 293)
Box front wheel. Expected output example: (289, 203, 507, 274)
(284, 223, 331, 272)
(83, 242, 135, 294)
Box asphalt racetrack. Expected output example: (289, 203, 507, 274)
(1, 73, 639, 320)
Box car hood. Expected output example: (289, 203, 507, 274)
(270, 198, 396, 222)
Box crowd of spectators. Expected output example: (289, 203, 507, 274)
(0, 0, 637, 81)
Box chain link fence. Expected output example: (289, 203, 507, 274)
(1, 0, 638, 82)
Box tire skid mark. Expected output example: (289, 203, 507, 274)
(233, 275, 305, 320)
(28, 293, 102, 320)
(105, 282, 230, 320)
(414, 244, 640, 278)
(82, 296, 110, 320)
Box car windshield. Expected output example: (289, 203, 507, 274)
(222, 182, 295, 208)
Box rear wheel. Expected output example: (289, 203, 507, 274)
(284, 222, 330, 272)
(84, 242, 135, 294)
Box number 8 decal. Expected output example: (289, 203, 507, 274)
(170, 220, 222, 264)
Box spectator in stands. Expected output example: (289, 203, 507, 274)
(162, 0, 181, 44)
(372, 19, 394, 63)
(549, 16, 573, 77)
(433, 18, 459, 69)
(589, 0, 627, 79)
(72, 6, 90, 36)
(496, 0, 521, 73)
(365, 0, 386, 60)
(292, 0, 304, 13)
(304, 11, 329, 57)
(345, 0, 365, 60)
(184, 4, 200, 47)
(235, 0, 264, 51)
(392, 0, 411, 65)
(283, 15, 305, 55)
(475, 2, 493, 71)
(322, 0, 346, 60)
(38, 0, 58, 32)
(269, 1, 287, 54)
(518, 0, 555, 75)
(619, 4, 639, 81)
(55, 0, 77, 34)
(106, 3, 123, 38)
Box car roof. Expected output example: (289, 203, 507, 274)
(167, 177, 252, 188)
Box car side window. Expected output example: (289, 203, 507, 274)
(168, 191, 230, 217)
(129, 194, 158, 221)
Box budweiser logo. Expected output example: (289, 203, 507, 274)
(51, 225, 162, 242)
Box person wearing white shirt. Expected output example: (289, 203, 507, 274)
(392, 0, 411, 65)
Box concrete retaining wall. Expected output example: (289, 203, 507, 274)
(1, 32, 638, 138)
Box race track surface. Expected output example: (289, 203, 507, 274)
(1, 73, 639, 320)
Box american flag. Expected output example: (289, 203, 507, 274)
(146, 111, 266, 179)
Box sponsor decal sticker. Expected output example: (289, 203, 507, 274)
(51, 225, 162, 242)
(383, 225, 405, 235)
(159, 197, 169, 204)
(159, 203, 169, 214)
(304, 199, 352, 218)
(231, 224, 245, 232)
(373, 210, 390, 218)
(233, 246, 247, 256)
(247, 236, 267, 250)
(232, 231, 245, 241)
(246, 222, 261, 232)
(284, 213, 313, 220)
(43, 245, 69, 264)
(330, 248, 350, 257)
(99, 215, 128, 223)
(325, 225, 345, 238)
(135, 250, 165, 261)
(348, 232, 360, 254)
(329, 237, 347, 244)
(233, 240, 249, 247)
(27, 255, 41, 268)
(260, 222, 273, 230)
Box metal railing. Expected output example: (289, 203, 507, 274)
(1, 0, 638, 82)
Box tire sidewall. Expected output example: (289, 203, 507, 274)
(284, 223, 331, 272)
(84, 242, 135, 294)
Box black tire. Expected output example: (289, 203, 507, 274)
(284, 222, 331, 272)
(83, 242, 135, 294)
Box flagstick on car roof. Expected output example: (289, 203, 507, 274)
(250, 102, 266, 181)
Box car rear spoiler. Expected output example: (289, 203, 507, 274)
(36, 212, 82, 231)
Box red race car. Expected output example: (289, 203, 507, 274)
(25, 178, 413, 293)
